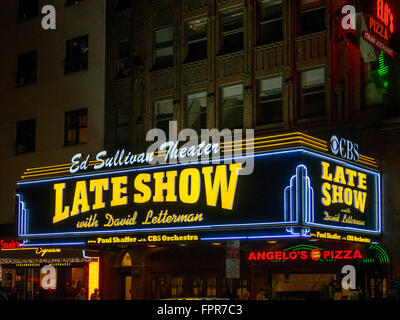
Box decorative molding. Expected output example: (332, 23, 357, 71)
(216, 0, 244, 9)
(216, 51, 244, 81)
(182, 60, 208, 88)
(182, 0, 209, 15)
(254, 42, 284, 75)
(152, 0, 174, 29)
(151, 68, 175, 94)
(295, 31, 327, 63)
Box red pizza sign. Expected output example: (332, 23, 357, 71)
(369, 0, 395, 41)
(248, 249, 362, 262)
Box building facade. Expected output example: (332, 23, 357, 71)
(0, 0, 106, 299)
(0, 0, 106, 224)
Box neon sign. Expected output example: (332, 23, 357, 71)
(0, 240, 21, 250)
(369, 0, 395, 41)
(17, 148, 381, 241)
(248, 249, 363, 262)
(86, 234, 199, 245)
(321, 161, 368, 222)
(70, 140, 220, 174)
(329, 136, 359, 162)
(376, 0, 394, 34)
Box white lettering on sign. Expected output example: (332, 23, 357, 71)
(341, 265, 356, 290)
(341, 5, 356, 30)
(41, 265, 56, 290)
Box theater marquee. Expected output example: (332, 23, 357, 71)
(16, 134, 381, 245)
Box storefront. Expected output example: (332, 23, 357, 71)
(0, 240, 99, 300)
(14, 132, 386, 299)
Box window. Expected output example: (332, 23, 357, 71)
(65, 35, 88, 74)
(258, 76, 283, 125)
(114, 0, 130, 11)
(185, 18, 207, 62)
(16, 119, 36, 154)
(187, 92, 207, 133)
(65, 109, 88, 145)
(66, 0, 84, 6)
(116, 39, 130, 78)
(16, 50, 37, 87)
(221, 84, 243, 128)
(300, 0, 325, 35)
(155, 99, 173, 133)
(299, 67, 326, 118)
(17, 0, 38, 23)
(116, 107, 130, 147)
(221, 9, 244, 54)
(154, 27, 174, 68)
(258, 0, 283, 44)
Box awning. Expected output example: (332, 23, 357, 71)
(0, 247, 98, 266)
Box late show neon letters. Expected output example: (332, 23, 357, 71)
(320, 161, 367, 213)
(53, 163, 242, 224)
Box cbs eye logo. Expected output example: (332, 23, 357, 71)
(330, 135, 359, 162)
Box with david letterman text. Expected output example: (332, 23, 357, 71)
(52, 163, 242, 229)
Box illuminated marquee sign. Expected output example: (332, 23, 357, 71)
(363, 0, 397, 57)
(17, 148, 381, 241)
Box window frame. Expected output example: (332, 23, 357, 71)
(257, 75, 284, 125)
(114, 0, 130, 12)
(15, 118, 36, 154)
(220, 83, 244, 129)
(220, 8, 244, 54)
(64, 108, 88, 146)
(116, 38, 130, 78)
(153, 26, 174, 68)
(299, 67, 326, 119)
(65, 34, 89, 75)
(154, 98, 174, 131)
(299, 0, 326, 35)
(257, 0, 284, 45)
(16, 50, 37, 88)
(186, 91, 208, 133)
(184, 17, 208, 62)
(17, 0, 39, 23)
(116, 106, 130, 147)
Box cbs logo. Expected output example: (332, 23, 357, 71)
(330, 136, 359, 162)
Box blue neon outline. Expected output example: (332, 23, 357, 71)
(17, 148, 382, 238)
(21, 242, 86, 247)
(18, 221, 298, 238)
(284, 164, 313, 236)
(201, 234, 308, 241)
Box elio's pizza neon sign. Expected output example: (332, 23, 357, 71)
(369, 0, 395, 41)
